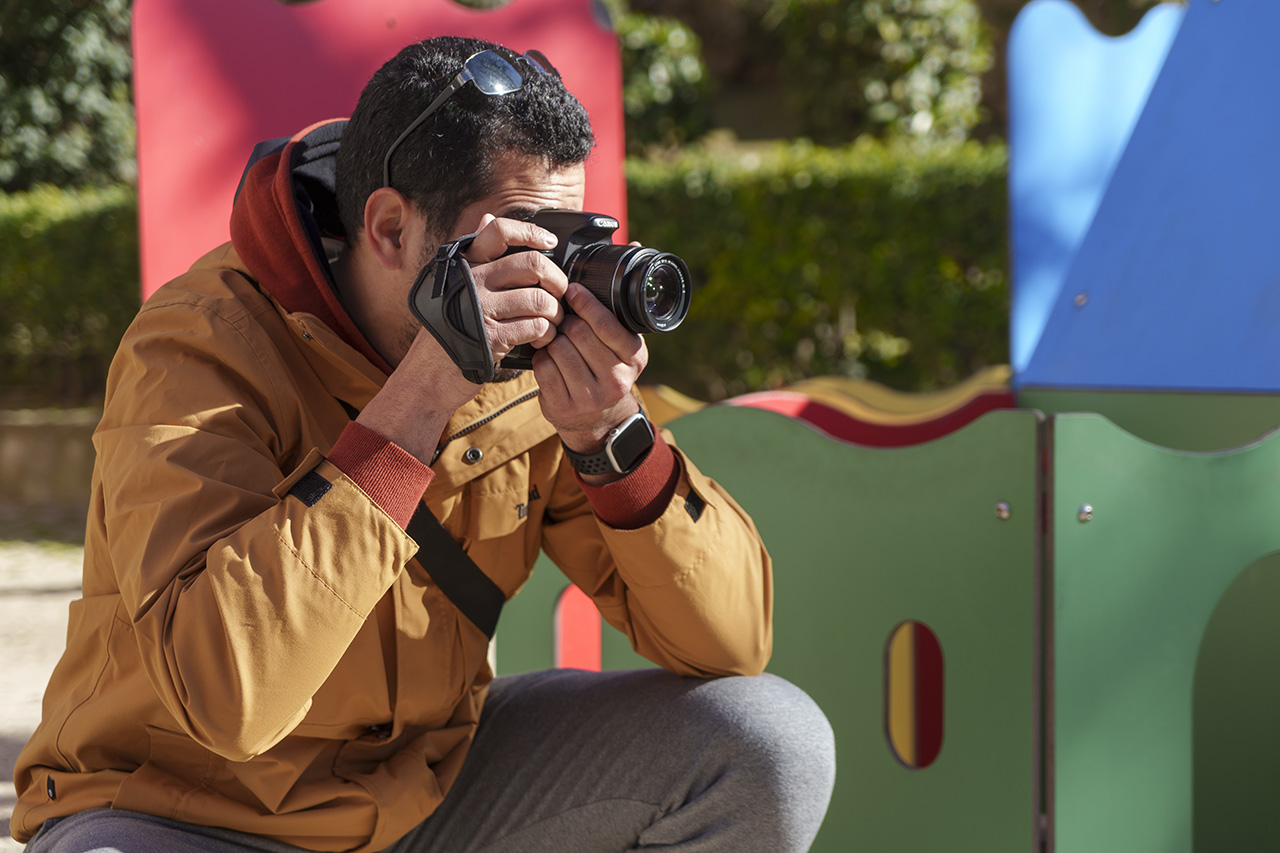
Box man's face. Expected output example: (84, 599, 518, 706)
(445, 154, 587, 245)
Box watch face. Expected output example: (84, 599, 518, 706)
(608, 417, 655, 472)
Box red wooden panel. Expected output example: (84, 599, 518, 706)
(133, 0, 625, 298)
(554, 584, 602, 671)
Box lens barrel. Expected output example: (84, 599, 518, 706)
(565, 245, 691, 334)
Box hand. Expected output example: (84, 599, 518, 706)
(533, 281, 648, 477)
(356, 215, 570, 464)
(462, 213, 570, 363)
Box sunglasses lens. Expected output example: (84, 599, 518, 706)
(522, 49, 558, 77)
(467, 51, 523, 95)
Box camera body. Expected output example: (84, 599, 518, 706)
(501, 209, 691, 369)
(526, 209, 624, 277)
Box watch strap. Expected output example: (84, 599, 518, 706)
(563, 446, 614, 476)
(563, 414, 653, 475)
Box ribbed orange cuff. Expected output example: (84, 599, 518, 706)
(577, 432, 680, 530)
(328, 421, 434, 528)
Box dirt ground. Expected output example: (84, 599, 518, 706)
(0, 541, 83, 851)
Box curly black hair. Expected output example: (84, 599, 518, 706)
(336, 36, 595, 247)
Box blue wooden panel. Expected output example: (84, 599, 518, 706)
(1021, 0, 1280, 392)
(1008, 0, 1183, 376)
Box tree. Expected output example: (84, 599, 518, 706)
(775, 0, 993, 144)
(0, 0, 135, 191)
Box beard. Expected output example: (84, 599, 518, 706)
(490, 367, 525, 383)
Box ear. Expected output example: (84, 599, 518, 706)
(362, 187, 415, 271)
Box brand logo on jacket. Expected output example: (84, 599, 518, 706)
(516, 484, 542, 519)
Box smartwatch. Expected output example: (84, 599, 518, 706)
(563, 413, 655, 476)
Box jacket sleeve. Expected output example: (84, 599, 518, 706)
(96, 297, 416, 762)
(539, 431, 773, 677)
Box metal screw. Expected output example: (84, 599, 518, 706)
(995, 501, 1011, 520)
(1078, 504, 1094, 523)
(463, 447, 484, 464)
(1074, 292, 1089, 307)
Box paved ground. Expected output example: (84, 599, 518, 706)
(0, 540, 83, 851)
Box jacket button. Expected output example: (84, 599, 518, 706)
(368, 723, 392, 739)
(463, 447, 483, 464)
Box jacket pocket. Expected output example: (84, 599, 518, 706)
(460, 454, 536, 544)
(112, 725, 211, 818)
(455, 467, 541, 597)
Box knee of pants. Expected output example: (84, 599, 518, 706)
(684, 673, 837, 800)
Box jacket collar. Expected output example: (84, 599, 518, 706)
(229, 119, 392, 375)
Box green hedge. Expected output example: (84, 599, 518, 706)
(0, 138, 1008, 404)
(632, 137, 1008, 399)
(0, 185, 140, 403)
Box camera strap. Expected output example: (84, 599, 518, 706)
(335, 399, 504, 639)
(408, 234, 496, 385)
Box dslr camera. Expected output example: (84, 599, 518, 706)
(500, 209, 691, 369)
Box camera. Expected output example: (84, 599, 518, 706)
(501, 209, 691, 369)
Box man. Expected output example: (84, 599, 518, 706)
(11, 36, 835, 853)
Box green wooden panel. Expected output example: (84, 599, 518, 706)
(1193, 553, 1280, 851)
(494, 555, 564, 675)
(660, 406, 1042, 852)
(1050, 414, 1280, 853)
(1019, 387, 1280, 452)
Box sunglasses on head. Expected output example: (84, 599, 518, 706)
(381, 47, 559, 189)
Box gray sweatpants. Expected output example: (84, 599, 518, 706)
(24, 669, 836, 853)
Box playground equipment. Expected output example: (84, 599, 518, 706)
(131, 0, 1280, 849)
(502, 2, 1280, 850)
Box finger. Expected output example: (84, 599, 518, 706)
(484, 283, 564, 323)
(488, 315, 560, 355)
(531, 347, 570, 401)
(555, 316, 649, 398)
(465, 216, 557, 264)
(539, 331, 601, 405)
(482, 286, 565, 346)
(564, 283, 645, 364)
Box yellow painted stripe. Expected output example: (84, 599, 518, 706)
(887, 622, 916, 767)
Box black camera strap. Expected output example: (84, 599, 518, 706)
(404, 504, 504, 639)
(408, 234, 496, 385)
(336, 399, 504, 639)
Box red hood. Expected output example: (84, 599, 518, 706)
(229, 119, 392, 374)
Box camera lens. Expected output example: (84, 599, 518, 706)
(641, 257, 686, 328)
(567, 245, 691, 335)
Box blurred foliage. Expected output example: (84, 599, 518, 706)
(0, 139, 1006, 403)
(629, 136, 1008, 400)
(615, 12, 715, 154)
(773, 0, 994, 144)
(0, 185, 140, 403)
(0, 0, 136, 192)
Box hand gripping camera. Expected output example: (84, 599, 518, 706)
(410, 209, 691, 383)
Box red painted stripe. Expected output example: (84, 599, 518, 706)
(727, 391, 1016, 448)
(913, 622, 945, 767)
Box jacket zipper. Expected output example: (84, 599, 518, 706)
(432, 389, 541, 463)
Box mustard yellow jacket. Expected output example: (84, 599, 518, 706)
(11, 244, 772, 851)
